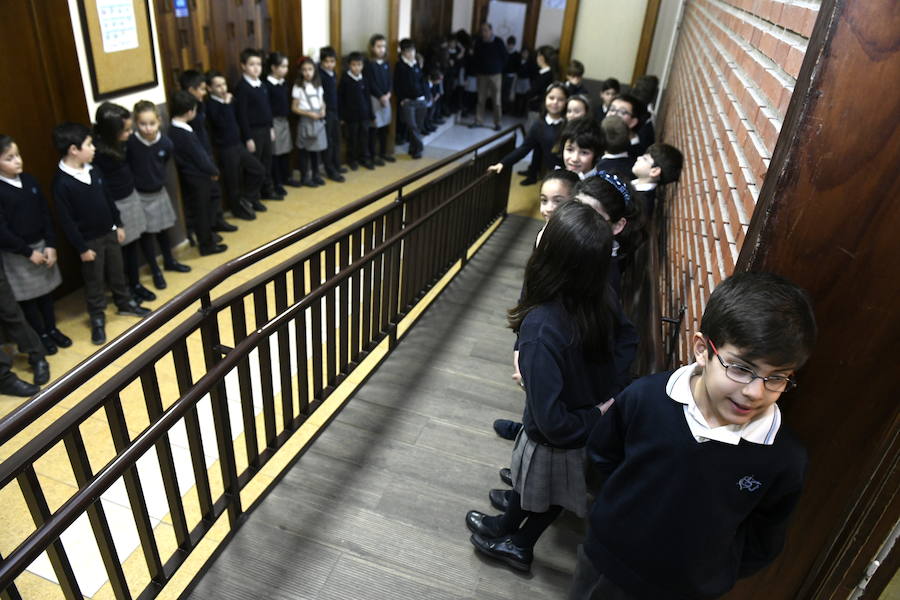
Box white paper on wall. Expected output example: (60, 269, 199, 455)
(97, 0, 140, 53)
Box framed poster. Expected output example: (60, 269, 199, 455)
(77, 0, 158, 99)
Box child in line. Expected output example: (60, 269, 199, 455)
(631, 142, 684, 216)
(560, 117, 604, 179)
(502, 36, 520, 115)
(513, 46, 535, 117)
(318, 47, 346, 182)
(291, 57, 328, 186)
(0, 135, 68, 362)
(92, 102, 154, 302)
(168, 91, 226, 257)
(594, 116, 634, 181)
(467, 200, 635, 572)
(566, 94, 591, 121)
(126, 101, 192, 290)
(205, 70, 266, 220)
(594, 77, 620, 121)
(363, 34, 395, 165)
(0, 265, 48, 389)
(526, 46, 556, 116)
(564, 60, 586, 96)
(425, 69, 446, 132)
(605, 94, 648, 158)
(235, 48, 280, 200)
(394, 38, 429, 160)
(487, 82, 569, 185)
(572, 272, 817, 600)
(338, 51, 375, 170)
(52, 122, 150, 345)
(264, 51, 295, 194)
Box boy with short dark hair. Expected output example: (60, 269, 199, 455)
(425, 68, 446, 131)
(363, 34, 396, 165)
(593, 116, 633, 181)
(631, 141, 684, 215)
(605, 93, 648, 158)
(564, 60, 586, 96)
(571, 271, 817, 600)
(318, 46, 346, 181)
(52, 122, 150, 345)
(595, 77, 620, 121)
(394, 38, 429, 159)
(234, 48, 280, 200)
(339, 51, 375, 170)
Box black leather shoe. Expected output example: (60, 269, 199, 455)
(48, 328, 72, 348)
(338, 166, 348, 173)
(90, 314, 106, 345)
(0, 375, 39, 397)
(499, 467, 512, 487)
(261, 191, 284, 200)
(381, 154, 396, 163)
(232, 205, 257, 220)
(251, 199, 268, 212)
(311, 175, 326, 186)
(152, 271, 167, 290)
(470, 533, 533, 572)
(362, 161, 375, 170)
(348, 162, 359, 171)
(326, 171, 346, 182)
(372, 157, 385, 167)
(39, 334, 58, 355)
(465, 510, 504, 539)
(164, 261, 191, 273)
(31, 358, 50, 385)
(493, 419, 522, 441)
(132, 284, 156, 302)
(117, 302, 151, 317)
(213, 220, 238, 232)
(489, 489, 511, 512)
(286, 178, 303, 187)
(199, 243, 228, 256)
(275, 185, 288, 196)
(301, 176, 319, 187)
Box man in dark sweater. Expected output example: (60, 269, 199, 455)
(571, 272, 817, 600)
(51, 122, 150, 345)
(339, 52, 375, 169)
(471, 22, 507, 131)
(234, 48, 279, 200)
(394, 39, 429, 159)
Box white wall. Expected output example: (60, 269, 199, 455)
(646, 0, 685, 95)
(534, 0, 565, 48)
(343, 0, 389, 54)
(452, 0, 474, 33)
(67, 0, 167, 119)
(302, 0, 331, 62)
(570, 0, 648, 82)
(398, 0, 412, 40)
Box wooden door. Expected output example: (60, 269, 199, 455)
(411, 0, 453, 46)
(0, 0, 91, 296)
(472, 0, 541, 50)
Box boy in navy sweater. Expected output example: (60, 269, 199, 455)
(630, 142, 684, 217)
(363, 34, 396, 165)
(572, 272, 817, 600)
(319, 46, 345, 181)
(168, 91, 227, 257)
(234, 48, 280, 200)
(52, 123, 150, 345)
(339, 52, 375, 170)
(394, 38, 429, 159)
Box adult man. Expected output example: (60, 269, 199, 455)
(471, 23, 507, 131)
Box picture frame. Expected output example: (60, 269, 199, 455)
(77, 0, 158, 100)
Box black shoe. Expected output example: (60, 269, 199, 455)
(372, 157, 385, 167)
(0, 375, 39, 397)
(493, 124, 502, 131)
(275, 185, 288, 196)
(39, 334, 58, 355)
(261, 191, 284, 200)
(251, 199, 268, 212)
(465, 510, 505, 539)
(232, 205, 257, 220)
(489, 489, 511, 512)
(213, 233, 224, 243)
(411, 152, 423, 159)
(312, 175, 326, 186)
(338, 166, 349, 173)
(469, 533, 533, 572)
(117, 301, 151, 317)
(326, 172, 346, 182)
(164, 261, 191, 273)
(301, 176, 319, 187)
(348, 162, 359, 171)
(90, 314, 106, 345)
(199, 243, 228, 256)
(517, 169, 533, 177)
(519, 176, 537, 186)
(132, 284, 156, 302)
(286, 178, 303, 187)
(493, 419, 523, 440)
(381, 154, 396, 163)
(48, 328, 72, 348)
(362, 161, 375, 170)
(213, 220, 238, 232)
(30, 358, 50, 386)
(499, 467, 512, 487)
(152, 271, 167, 290)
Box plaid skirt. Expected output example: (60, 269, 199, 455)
(115, 189, 147, 244)
(371, 96, 392, 129)
(510, 429, 588, 518)
(273, 116, 292, 155)
(1, 240, 62, 301)
(137, 187, 177, 233)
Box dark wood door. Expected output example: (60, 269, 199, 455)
(0, 0, 91, 296)
(411, 0, 453, 46)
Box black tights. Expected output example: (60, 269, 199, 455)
(272, 153, 291, 186)
(368, 126, 389, 158)
(123, 231, 177, 285)
(485, 490, 563, 549)
(19, 294, 56, 335)
(298, 150, 320, 178)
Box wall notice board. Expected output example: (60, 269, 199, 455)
(77, 0, 158, 99)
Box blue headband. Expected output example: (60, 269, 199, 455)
(595, 170, 632, 207)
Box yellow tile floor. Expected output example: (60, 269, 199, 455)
(0, 141, 542, 599)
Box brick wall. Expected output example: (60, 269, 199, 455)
(657, 0, 820, 362)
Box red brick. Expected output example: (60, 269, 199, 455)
(773, 39, 790, 67)
(739, 185, 758, 226)
(785, 45, 806, 79)
(750, 26, 764, 47)
(780, 4, 805, 34)
(800, 7, 819, 38)
(777, 85, 793, 117)
(760, 68, 786, 108)
(759, 31, 779, 60)
(767, 1, 784, 24)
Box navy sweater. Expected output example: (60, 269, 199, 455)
(363, 59, 392, 99)
(190, 101, 213, 154)
(594, 157, 635, 182)
(234, 78, 273, 141)
(318, 67, 339, 117)
(500, 118, 563, 171)
(584, 371, 807, 599)
(263, 78, 291, 118)
(204, 98, 242, 148)
(53, 167, 121, 253)
(394, 60, 427, 102)
(338, 75, 374, 123)
(126, 134, 174, 193)
(92, 149, 134, 200)
(0, 174, 56, 255)
(168, 125, 219, 180)
(472, 36, 508, 75)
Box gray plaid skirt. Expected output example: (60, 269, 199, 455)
(1, 240, 62, 301)
(273, 116, 292, 155)
(115, 189, 147, 244)
(137, 187, 177, 233)
(510, 429, 588, 518)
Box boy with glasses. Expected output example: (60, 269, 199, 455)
(570, 272, 817, 600)
(605, 94, 649, 158)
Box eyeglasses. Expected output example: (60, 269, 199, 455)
(607, 107, 632, 117)
(708, 339, 796, 393)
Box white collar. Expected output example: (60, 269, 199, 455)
(58, 160, 93, 184)
(243, 74, 262, 87)
(210, 94, 227, 104)
(135, 131, 161, 146)
(539, 66, 551, 74)
(666, 364, 781, 445)
(601, 151, 629, 159)
(320, 67, 335, 77)
(375, 58, 385, 65)
(0, 174, 22, 188)
(631, 179, 657, 192)
(630, 134, 640, 145)
(545, 114, 563, 126)
(267, 75, 284, 86)
(401, 56, 417, 68)
(611, 239, 620, 257)
(347, 71, 363, 81)
(171, 120, 193, 132)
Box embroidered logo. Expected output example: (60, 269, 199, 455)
(31, 187, 38, 194)
(737, 475, 762, 492)
(158, 150, 166, 157)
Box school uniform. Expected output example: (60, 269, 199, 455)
(627, 131, 651, 160)
(363, 57, 393, 159)
(338, 71, 374, 166)
(169, 120, 220, 251)
(53, 163, 134, 315)
(318, 65, 342, 176)
(186, 100, 227, 225)
(0, 262, 44, 364)
(126, 133, 177, 233)
(565, 81, 586, 97)
(263, 74, 293, 189)
(631, 180, 658, 219)
(579, 366, 806, 600)
(234, 75, 276, 196)
(594, 153, 635, 182)
(500, 114, 564, 176)
(292, 81, 328, 182)
(395, 57, 429, 158)
(92, 149, 147, 245)
(205, 95, 265, 215)
(527, 67, 553, 113)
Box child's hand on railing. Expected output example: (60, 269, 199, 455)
(487, 163, 503, 174)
